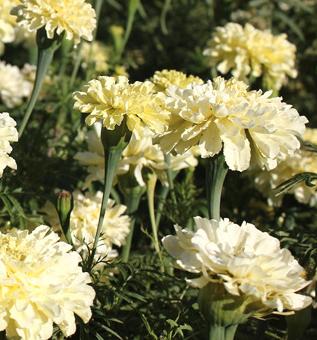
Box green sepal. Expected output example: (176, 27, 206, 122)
(198, 283, 261, 340)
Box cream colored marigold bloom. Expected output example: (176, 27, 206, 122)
(160, 77, 307, 171)
(71, 190, 130, 249)
(163, 217, 312, 314)
(73, 76, 170, 138)
(0, 112, 18, 177)
(254, 128, 317, 206)
(0, 61, 33, 108)
(12, 0, 96, 44)
(0, 225, 95, 340)
(43, 190, 130, 262)
(0, 0, 18, 54)
(80, 41, 109, 73)
(152, 69, 203, 92)
(75, 123, 197, 187)
(120, 132, 198, 186)
(203, 23, 297, 90)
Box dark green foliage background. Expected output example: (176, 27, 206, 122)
(1, 0, 317, 339)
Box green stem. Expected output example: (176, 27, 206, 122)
(85, 0, 104, 81)
(209, 324, 225, 340)
(94, 0, 103, 40)
(147, 173, 164, 272)
(70, 0, 103, 87)
(206, 153, 228, 220)
(155, 184, 169, 227)
(121, 186, 144, 262)
(160, 0, 172, 34)
(165, 153, 177, 206)
(19, 29, 62, 138)
(86, 137, 126, 271)
(208, 324, 237, 340)
(155, 154, 178, 228)
(225, 325, 238, 340)
(116, 0, 139, 62)
(69, 43, 82, 88)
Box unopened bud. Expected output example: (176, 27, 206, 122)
(56, 190, 73, 244)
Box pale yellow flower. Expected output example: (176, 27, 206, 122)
(152, 69, 203, 92)
(0, 0, 36, 53)
(0, 225, 95, 339)
(43, 190, 131, 263)
(0, 0, 18, 54)
(0, 61, 33, 108)
(12, 0, 96, 44)
(160, 77, 307, 171)
(70, 190, 130, 248)
(203, 23, 297, 90)
(75, 123, 197, 187)
(0, 112, 18, 177)
(254, 128, 317, 206)
(121, 132, 198, 186)
(74, 125, 107, 186)
(163, 217, 312, 314)
(73, 76, 170, 138)
(80, 41, 109, 73)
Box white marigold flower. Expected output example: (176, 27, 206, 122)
(70, 190, 130, 249)
(0, 0, 36, 53)
(152, 69, 203, 92)
(0, 0, 18, 54)
(73, 76, 170, 138)
(160, 77, 307, 172)
(0, 61, 33, 108)
(0, 225, 95, 339)
(79, 41, 109, 73)
(203, 23, 297, 90)
(43, 190, 131, 262)
(163, 217, 312, 314)
(12, 0, 96, 44)
(75, 123, 198, 187)
(0, 112, 18, 177)
(254, 128, 317, 206)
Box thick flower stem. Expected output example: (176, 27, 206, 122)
(147, 173, 164, 272)
(225, 325, 238, 340)
(155, 184, 169, 227)
(155, 154, 178, 227)
(165, 153, 178, 205)
(18, 29, 62, 138)
(206, 153, 228, 220)
(121, 186, 144, 262)
(86, 137, 126, 271)
(208, 324, 237, 340)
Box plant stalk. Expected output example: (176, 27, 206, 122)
(164, 153, 177, 205)
(86, 137, 126, 271)
(205, 153, 228, 220)
(121, 186, 144, 262)
(155, 184, 169, 227)
(208, 324, 237, 340)
(147, 172, 164, 272)
(19, 30, 62, 138)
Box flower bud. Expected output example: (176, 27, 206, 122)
(56, 190, 74, 244)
